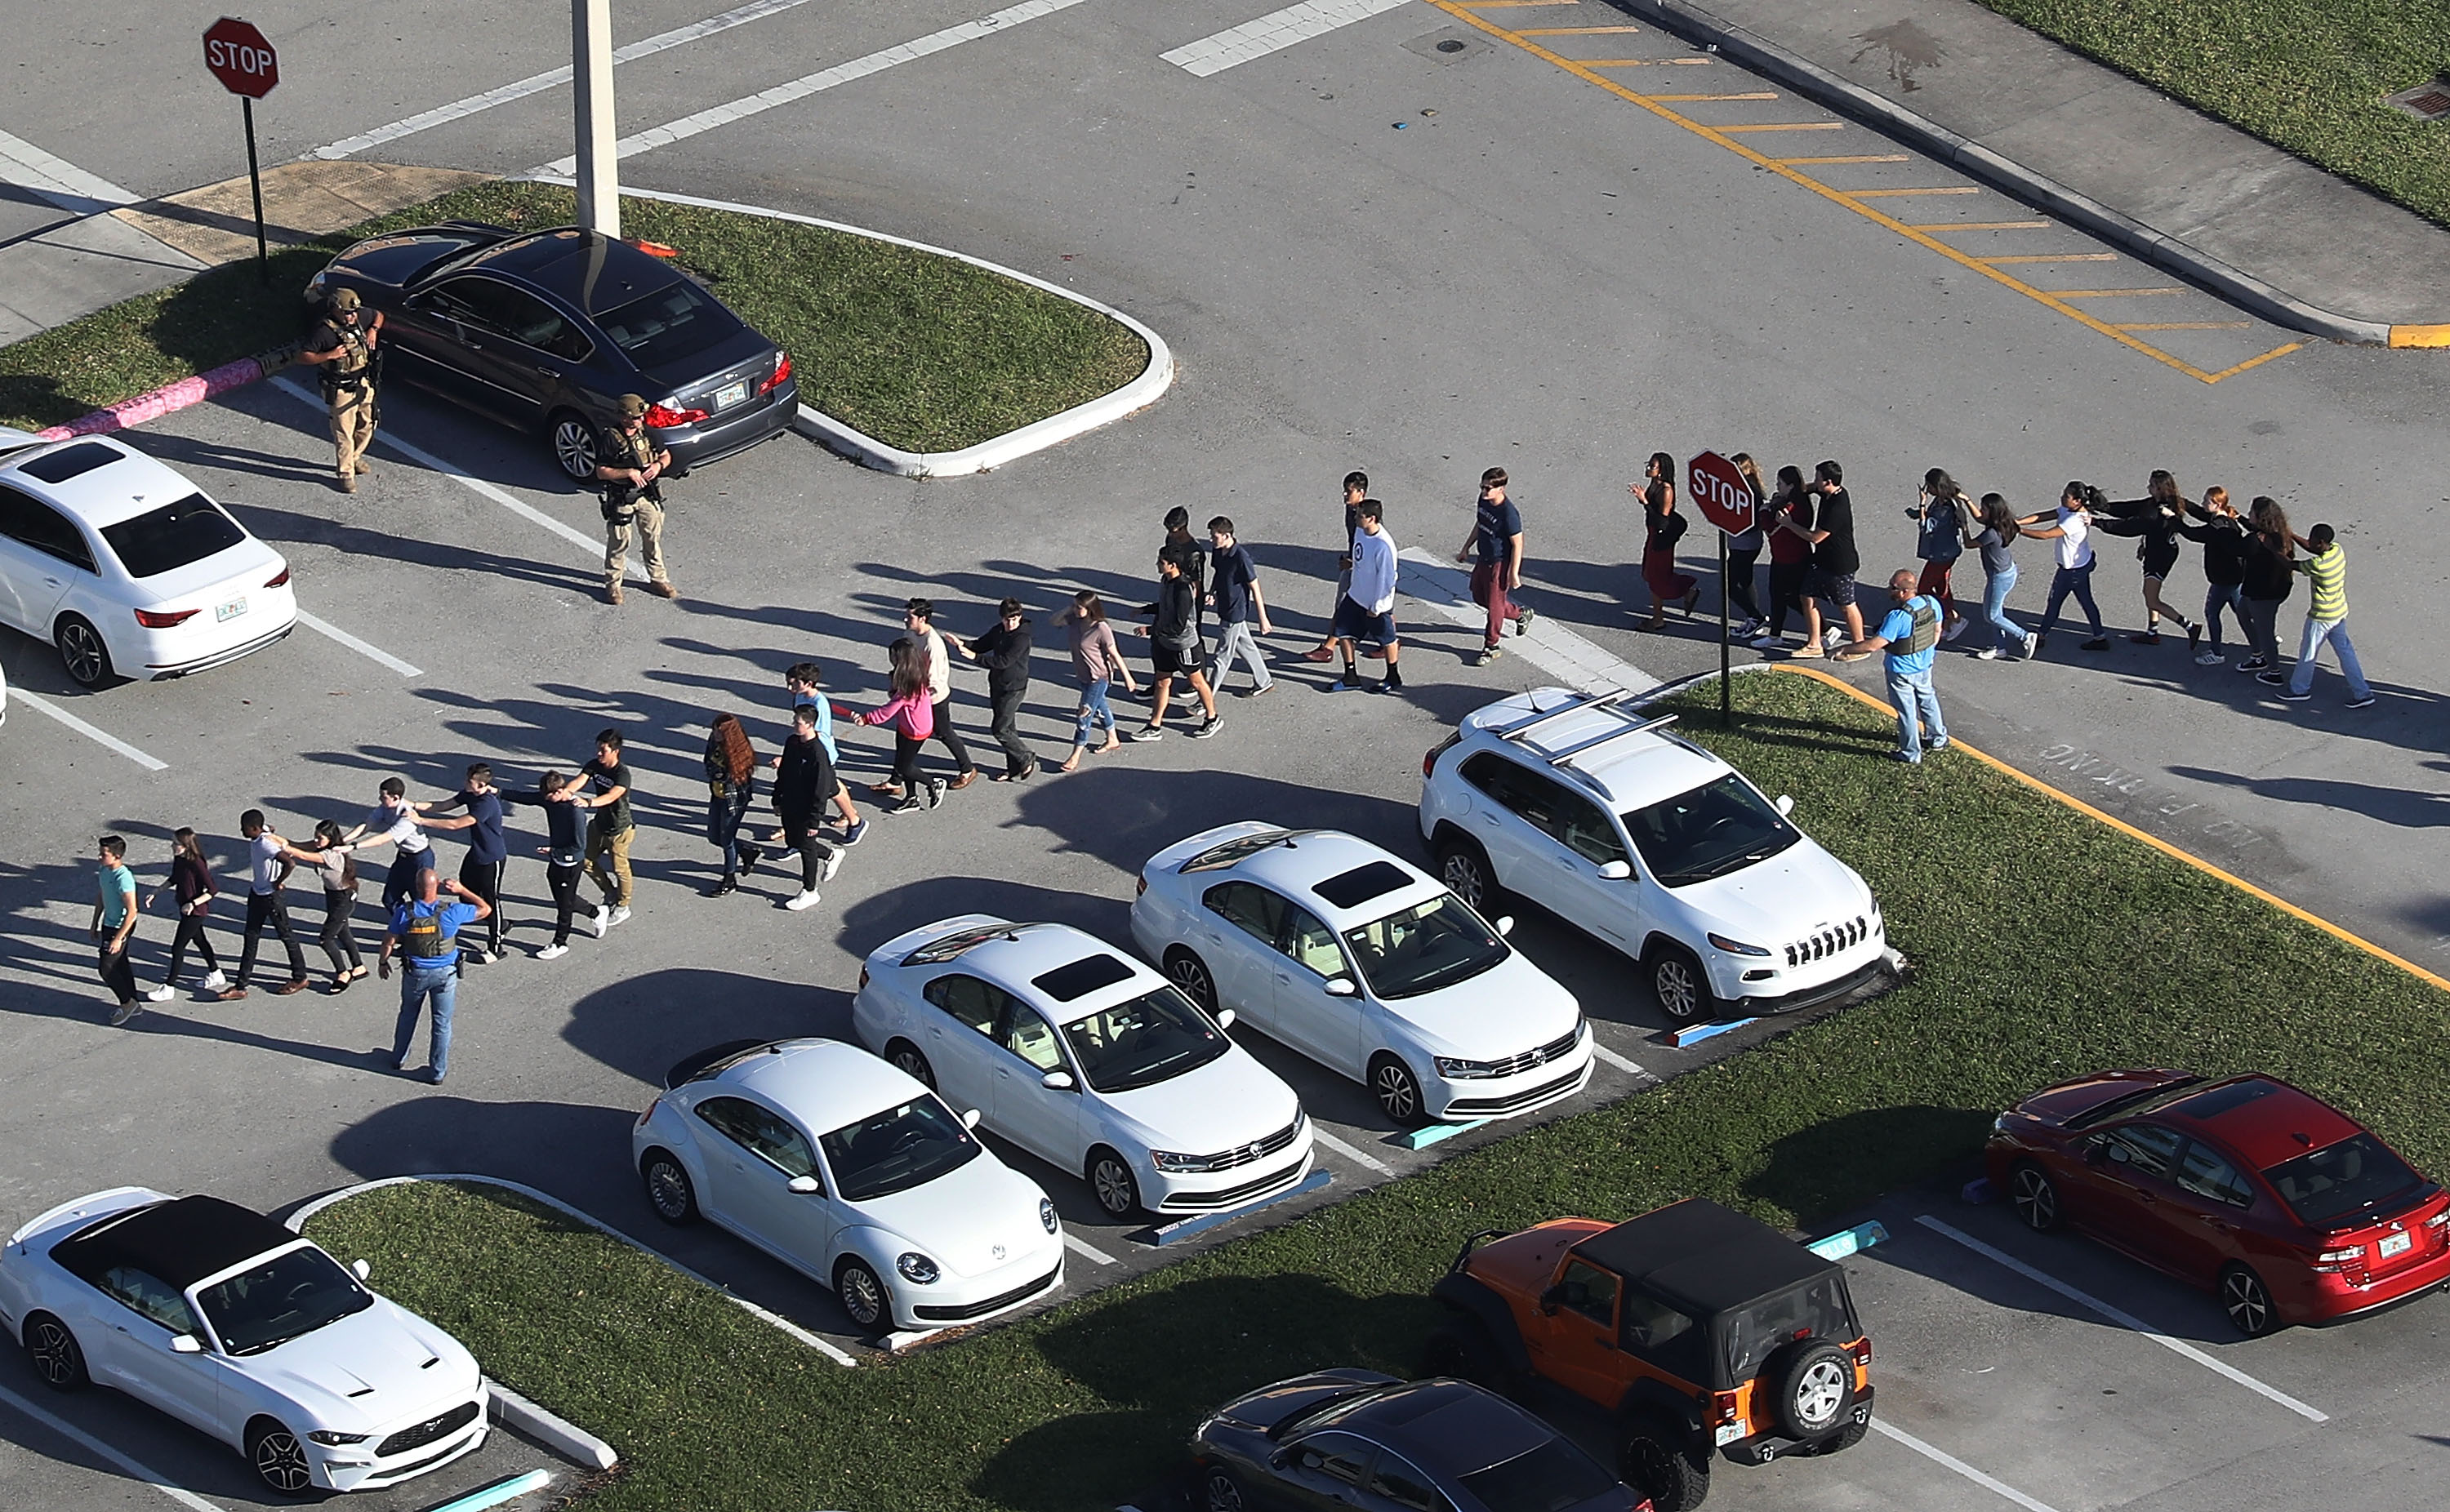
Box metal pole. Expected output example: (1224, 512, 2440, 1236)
(1718, 528, 1732, 727)
(572, 0, 620, 238)
(242, 96, 269, 282)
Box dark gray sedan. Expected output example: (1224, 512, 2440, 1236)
(306, 221, 797, 481)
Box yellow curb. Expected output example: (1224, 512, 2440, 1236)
(1768, 665, 2450, 994)
(2388, 324, 2450, 349)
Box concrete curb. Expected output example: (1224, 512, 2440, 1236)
(1629, 0, 2447, 348)
(483, 1381, 617, 1472)
(31, 348, 296, 443)
(524, 179, 1178, 475)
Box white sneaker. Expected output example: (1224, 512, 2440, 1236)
(1940, 619, 1967, 643)
(591, 906, 609, 939)
(820, 849, 845, 884)
(2194, 651, 2225, 665)
(786, 888, 822, 912)
(203, 969, 228, 990)
(146, 984, 176, 1003)
(1823, 627, 1845, 650)
(1975, 647, 2001, 660)
(608, 905, 632, 927)
(537, 944, 570, 961)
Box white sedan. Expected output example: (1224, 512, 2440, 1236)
(632, 1038, 1066, 1334)
(853, 917, 1313, 1221)
(0, 429, 296, 687)
(1131, 824, 1593, 1127)
(0, 1188, 488, 1496)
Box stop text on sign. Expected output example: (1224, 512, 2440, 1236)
(203, 17, 281, 99)
(206, 38, 274, 77)
(1686, 450, 1756, 535)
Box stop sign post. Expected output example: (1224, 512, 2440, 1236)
(1688, 451, 1757, 726)
(203, 17, 279, 279)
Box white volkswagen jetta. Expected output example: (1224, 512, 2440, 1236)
(0, 429, 297, 687)
(0, 1189, 487, 1496)
(1131, 825, 1592, 1128)
(853, 918, 1313, 1221)
(1420, 688, 1888, 1022)
(632, 1038, 1066, 1334)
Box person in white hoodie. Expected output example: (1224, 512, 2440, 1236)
(1328, 499, 1403, 695)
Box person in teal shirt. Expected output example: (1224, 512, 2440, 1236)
(91, 835, 141, 1025)
(1837, 570, 1950, 763)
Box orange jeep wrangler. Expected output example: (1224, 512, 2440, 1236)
(1426, 1198, 1872, 1511)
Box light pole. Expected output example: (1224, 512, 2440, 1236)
(572, 0, 619, 237)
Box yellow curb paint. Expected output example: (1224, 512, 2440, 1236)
(2389, 323, 2450, 348)
(1772, 665, 2450, 994)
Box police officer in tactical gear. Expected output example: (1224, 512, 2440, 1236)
(595, 394, 679, 606)
(296, 287, 383, 493)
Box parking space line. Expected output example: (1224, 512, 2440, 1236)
(1311, 1127, 1397, 1176)
(2202, 342, 2305, 380)
(2115, 321, 2255, 331)
(1160, 0, 1413, 78)
(1512, 24, 1643, 34)
(1779, 153, 1909, 164)
(1645, 92, 1779, 102)
(296, 611, 421, 677)
(1588, 1042, 1649, 1078)
(1064, 1230, 1120, 1265)
(1582, 57, 1712, 66)
(1869, 1420, 2062, 1512)
(2050, 287, 2188, 297)
(1913, 1216, 2328, 1422)
(0, 1379, 226, 1511)
(8, 687, 169, 771)
(1846, 185, 1983, 197)
(1980, 252, 2118, 264)
(1911, 220, 2052, 231)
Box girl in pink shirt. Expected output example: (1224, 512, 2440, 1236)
(861, 638, 942, 812)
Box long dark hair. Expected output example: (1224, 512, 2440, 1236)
(1071, 589, 1106, 625)
(888, 636, 928, 700)
(710, 711, 755, 780)
(1979, 493, 2020, 542)
(173, 826, 213, 888)
(2249, 496, 2292, 557)
(313, 819, 356, 891)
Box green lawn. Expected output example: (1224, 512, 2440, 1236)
(1975, 0, 2450, 232)
(303, 670, 2450, 1512)
(0, 181, 1151, 453)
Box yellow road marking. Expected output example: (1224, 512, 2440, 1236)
(1419, 0, 2283, 383)
(1913, 220, 2051, 231)
(2114, 321, 2254, 331)
(2202, 342, 2305, 380)
(1717, 121, 1845, 132)
(2051, 287, 2187, 297)
(1644, 92, 1779, 101)
(1775, 665, 2450, 994)
(1980, 252, 2116, 264)
(1513, 24, 1642, 33)
(1846, 185, 1982, 197)
(1780, 153, 1910, 164)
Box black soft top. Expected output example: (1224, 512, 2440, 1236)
(1569, 1198, 1834, 1314)
(51, 1195, 298, 1292)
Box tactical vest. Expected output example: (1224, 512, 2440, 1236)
(599, 425, 662, 518)
(1902, 597, 1942, 655)
(319, 323, 372, 386)
(399, 903, 460, 962)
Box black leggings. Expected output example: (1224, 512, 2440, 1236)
(318, 890, 363, 973)
(1768, 561, 1809, 636)
(1725, 546, 1763, 621)
(893, 732, 925, 788)
(786, 820, 840, 889)
(167, 912, 219, 984)
(546, 861, 585, 945)
(458, 855, 505, 955)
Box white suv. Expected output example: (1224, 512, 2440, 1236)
(1419, 689, 1886, 1022)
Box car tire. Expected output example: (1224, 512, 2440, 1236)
(247, 1417, 315, 1497)
(1200, 1464, 1249, 1512)
(884, 1038, 936, 1089)
(2009, 1163, 2061, 1233)
(2220, 1263, 2278, 1337)
(550, 409, 601, 482)
(1162, 947, 1218, 1015)
(1617, 1412, 1711, 1512)
(835, 1256, 890, 1333)
(21, 1314, 87, 1392)
(55, 615, 114, 690)
(1369, 1052, 1428, 1128)
(1645, 942, 1715, 1024)
(1423, 1322, 1512, 1394)
(1088, 1146, 1143, 1221)
(1769, 1340, 1856, 1441)
(640, 1149, 698, 1225)
(1434, 836, 1502, 918)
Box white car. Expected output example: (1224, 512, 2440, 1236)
(0, 1188, 487, 1496)
(0, 429, 297, 687)
(631, 1037, 1065, 1334)
(1131, 825, 1592, 1128)
(1420, 688, 1887, 1022)
(853, 918, 1312, 1221)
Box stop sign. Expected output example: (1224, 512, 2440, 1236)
(1687, 451, 1755, 535)
(203, 17, 279, 99)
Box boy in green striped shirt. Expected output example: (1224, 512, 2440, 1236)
(2280, 524, 2372, 707)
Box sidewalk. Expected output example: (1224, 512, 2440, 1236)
(1637, 0, 2450, 345)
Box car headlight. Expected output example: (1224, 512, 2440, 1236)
(1707, 932, 1772, 957)
(1434, 1056, 1503, 1079)
(1992, 1114, 2010, 1132)
(1039, 1198, 1059, 1234)
(1150, 1150, 1206, 1174)
(305, 1430, 370, 1446)
(895, 1252, 940, 1284)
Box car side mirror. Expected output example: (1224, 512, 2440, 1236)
(786, 1175, 822, 1196)
(169, 1334, 203, 1354)
(1214, 1007, 1236, 1029)
(963, 1109, 984, 1129)
(1040, 1070, 1076, 1092)
(1324, 978, 1357, 998)
(2105, 1142, 2132, 1165)
(1775, 794, 1795, 816)
(1538, 1283, 1565, 1315)
(1495, 916, 1517, 936)
(1596, 861, 1632, 881)
(1268, 1447, 1293, 1470)
(350, 1258, 371, 1283)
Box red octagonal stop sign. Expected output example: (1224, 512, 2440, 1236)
(203, 16, 279, 99)
(1687, 450, 1755, 535)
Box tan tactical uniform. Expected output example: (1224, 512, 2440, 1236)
(311, 318, 376, 487)
(600, 422, 671, 593)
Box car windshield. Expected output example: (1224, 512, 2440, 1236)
(1060, 988, 1229, 1093)
(99, 493, 246, 580)
(1623, 772, 1799, 887)
(194, 1246, 371, 1356)
(1717, 1274, 1855, 1386)
(1455, 1437, 1618, 1512)
(819, 1096, 982, 1202)
(2262, 1133, 2428, 1227)
(597, 279, 738, 367)
(1341, 895, 1508, 999)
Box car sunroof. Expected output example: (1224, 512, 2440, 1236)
(1032, 954, 1135, 1003)
(16, 442, 121, 485)
(1313, 861, 1413, 910)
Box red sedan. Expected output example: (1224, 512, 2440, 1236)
(1986, 1070, 2450, 1335)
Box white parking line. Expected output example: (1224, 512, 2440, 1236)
(1161, 0, 1414, 77)
(0, 1379, 227, 1512)
(1311, 1127, 1396, 1176)
(0, 125, 139, 215)
(1870, 1419, 2063, 1512)
(296, 611, 421, 677)
(1064, 1230, 1120, 1265)
(1588, 1041, 1650, 1078)
(1914, 1215, 2328, 1422)
(8, 687, 169, 771)
(535, 0, 1098, 176)
(310, 0, 826, 158)
(1397, 549, 1656, 696)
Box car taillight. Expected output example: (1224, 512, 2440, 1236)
(644, 402, 709, 428)
(134, 607, 198, 629)
(858, 966, 871, 990)
(2311, 1243, 2365, 1273)
(758, 352, 792, 394)
(635, 1096, 661, 1129)
(1136, 874, 1148, 896)
(264, 567, 292, 588)
(2426, 1208, 2449, 1230)
(1848, 1338, 1871, 1367)
(1707, 1390, 1741, 1427)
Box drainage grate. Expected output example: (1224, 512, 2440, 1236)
(2384, 77, 2450, 122)
(1404, 27, 1488, 64)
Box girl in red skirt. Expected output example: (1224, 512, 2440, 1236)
(1633, 451, 1698, 629)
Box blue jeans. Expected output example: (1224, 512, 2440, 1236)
(706, 784, 752, 873)
(2038, 562, 2102, 638)
(1076, 679, 1115, 745)
(392, 959, 457, 1080)
(2287, 616, 2369, 699)
(2202, 582, 2246, 651)
(1980, 563, 2023, 651)
(1886, 664, 1947, 761)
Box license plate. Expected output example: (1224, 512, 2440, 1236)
(714, 380, 748, 410)
(2380, 1230, 2413, 1259)
(1713, 1421, 1748, 1448)
(214, 597, 247, 622)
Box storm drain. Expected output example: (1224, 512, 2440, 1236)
(2383, 76, 2450, 122)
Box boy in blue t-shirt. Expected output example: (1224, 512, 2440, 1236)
(91, 834, 142, 1025)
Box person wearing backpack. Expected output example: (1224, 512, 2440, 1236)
(1909, 469, 1970, 642)
(378, 869, 490, 1085)
(1836, 570, 1949, 763)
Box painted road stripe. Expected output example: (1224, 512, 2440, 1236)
(1310, 1127, 1396, 1176)
(1645, 92, 1778, 101)
(1513, 24, 1643, 33)
(1980, 252, 2117, 264)
(1064, 1230, 1120, 1265)
(2115, 321, 2254, 331)
(1162, 0, 1413, 78)
(1910, 220, 2051, 231)
(0, 1379, 226, 1511)
(1588, 1042, 1649, 1078)
(1716, 121, 1845, 132)
(2046, 287, 2188, 297)
(1914, 1216, 2327, 1421)
(1870, 1421, 2063, 1512)
(1780, 153, 1909, 164)
(1847, 185, 1983, 197)
(0, 126, 139, 216)
(9, 687, 168, 771)
(296, 611, 421, 677)
(537, 0, 1095, 175)
(1581, 57, 1711, 65)
(312, 0, 825, 158)
(1396, 549, 1655, 696)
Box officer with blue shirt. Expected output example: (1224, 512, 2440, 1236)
(378, 869, 489, 1084)
(1837, 569, 1949, 764)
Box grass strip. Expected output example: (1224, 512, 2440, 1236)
(302, 670, 2450, 1512)
(1, 181, 1149, 453)
(1971, 0, 2450, 233)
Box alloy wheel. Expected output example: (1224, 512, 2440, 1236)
(1165, 951, 1216, 1013)
(889, 1044, 935, 1088)
(645, 1156, 694, 1222)
(57, 619, 109, 688)
(1372, 1057, 1421, 1125)
(2221, 1268, 2273, 1336)
(1651, 952, 1703, 1021)
(838, 1260, 887, 1329)
(552, 416, 599, 480)
(2011, 1167, 2058, 1231)
(1439, 850, 1487, 909)
(1203, 1467, 1246, 1512)
(1092, 1154, 1139, 1218)
(252, 1427, 313, 1494)
(25, 1319, 80, 1389)
(1793, 1359, 1849, 1430)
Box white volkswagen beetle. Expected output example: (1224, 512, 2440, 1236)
(0, 1188, 488, 1496)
